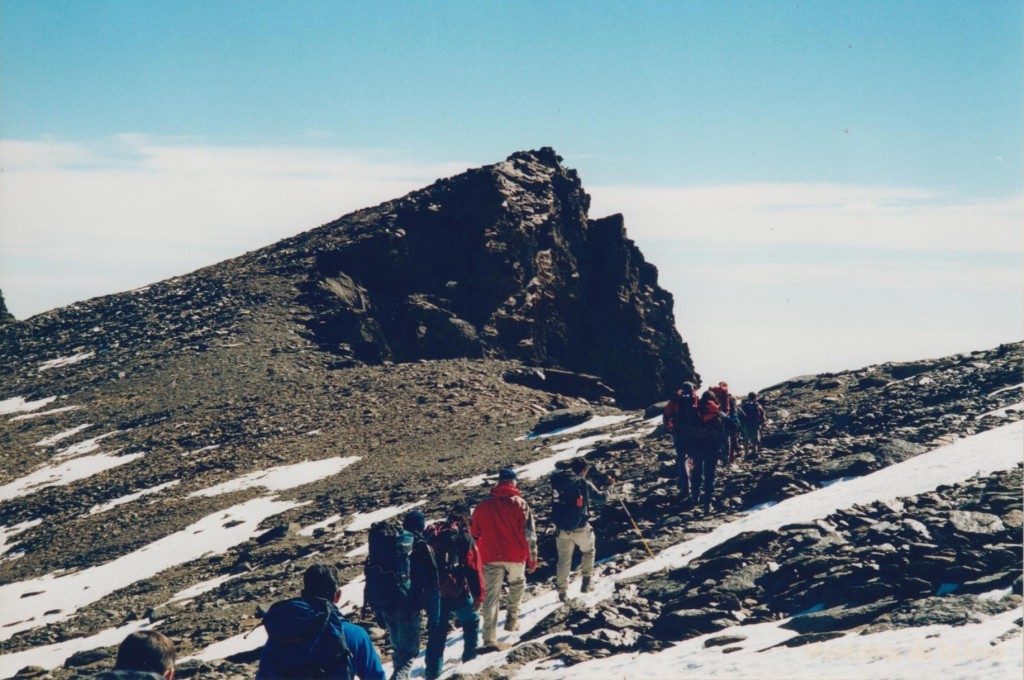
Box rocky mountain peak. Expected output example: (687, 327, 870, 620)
(246, 147, 697, 407)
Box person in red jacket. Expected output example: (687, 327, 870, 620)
(470, 468, 538, 651)
(423, 504, 485, 679)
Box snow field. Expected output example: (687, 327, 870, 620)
(0, 396, 58, 416)
(0, 620, 156, 678)
(8, 405, 82, 422)
(188, 456, 361, 498)
(0, 451, 146, 503)
(32, 423, 93, 447)
(37, 352, 94, 372)
(87, 480, 182, 516)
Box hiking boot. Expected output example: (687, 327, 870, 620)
(581, 577, 593, 593)
(504, 617, 520, 632)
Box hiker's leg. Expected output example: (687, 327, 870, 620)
(390, 609, 422, 680)
(424, 600, 451, 680)
(672, 435, 690, 497)
(555, 530, 574, 595)
(505, 562, 526, 620)
(690, 452, 704, 502)
(481, 562, 505, 644)
(453, 599, 480, 661)
(704, 447, 721, 510)
(576, 525, 596, 581)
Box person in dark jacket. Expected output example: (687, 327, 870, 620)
(423, 504, 485, 680)
(690, 390, 726, 513)
(471, 468, 538, 651)
(552, 458, 610, 602)
(94, 630, 175, 680)
(662, 382, 699, 503)
(739, 391, 767, 457)
(257, 564, 385, 680)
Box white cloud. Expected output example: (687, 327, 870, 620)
(0, 137, 470, 317)
(589, 183, 1024, 253)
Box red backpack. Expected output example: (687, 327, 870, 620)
(424, 521, 474, 599)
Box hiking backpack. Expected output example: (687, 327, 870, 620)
(741, 400, 763, 425)
(551, 470, 589, 532)
(364, 520, 415, 610)
(261, 598, 353, 680)
(425, 521, 474, 599)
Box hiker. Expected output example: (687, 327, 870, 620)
(94, 630, 175, 679)
(663, 382, 699, 502)
(551, 458, 609, 602)
(257, 564, 385, 680)
(364, 511, 440, 680)
(739, 391, 767, 457)
(711, 381, 741, 465)
(690, 389, 727, 513)
(423, 503, 485, 680)
(470, 468, 538, 651)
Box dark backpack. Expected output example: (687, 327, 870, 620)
(669, 391, 699, 434)
(551, 471, 589, 532)
(364, 520, 414, 610)
(425, 521, 474, 599)
(741, 400, 763, 424)
(261, 598, 353, 680)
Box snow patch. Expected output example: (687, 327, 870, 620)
(189, 457, 361, 498)
(0, 451, 146, 503)
(33, 423, 93, 447)
(0, 495, 308, 641)
(87, 480, 181, 516)
(0, 396, 58, 416)
(0, 619, 155, 678)
(0, 519, 43, 557)
(519, 414, 635, 441)
(8, 405, 81, 422)
(38, 352, 94, 372)
(166, 573, 243, 604)
(346, 501, 426, 533)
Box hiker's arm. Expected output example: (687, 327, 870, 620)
(524, 504, 538, 568)
(586, 479, 608, 507)
(344, 624, 386, 680)
(467, 543, 485, 605)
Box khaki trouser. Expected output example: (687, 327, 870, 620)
(481, 561, 526, 644)
(555, 525, 595, 593)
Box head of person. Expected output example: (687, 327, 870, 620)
(718, 381, 730, 393)
(679, 381, 695, 397)
(569, 458, 589, 477)
(114, 630, 176, 680)
(302, 563, 342, 604)
(403, 510, 426, 535)
(747, 391, 757, 401)
(447, 502, 471, 526)
(498, 468, 518, 485)
(700, 389, 719, 406)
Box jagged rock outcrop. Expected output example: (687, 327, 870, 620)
(274, 148, 696, 407)
(0, 289, 14, 325)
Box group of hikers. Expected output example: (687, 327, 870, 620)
(94, 382, 765, 680)
(663, 381, 767, 512)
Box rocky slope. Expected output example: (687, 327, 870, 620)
(0, 150, 1020, 678)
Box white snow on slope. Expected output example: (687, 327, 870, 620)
(989, 382, 1024, 398)
(516, 604, 1022, 680)
(33, 423, 93, 447)
(38, 352, 94, 372)
(53, 431, 120, 460)
(189, 457, 361, 498)
(0, 451, 146, 503)
(0, 519, 43, 557)
(346, 501, 426, 533)
(0, 619, 155, 679)
(166, 572, 243, 605)
(0, 496, 307, 642)
(979, 401, 1024, 419)
(617, 421, 1024, 582)
(0, 396, 57, 416)
(8, 405, 81, 422)
(87, 480, 181, 516)
(519, 414, 636, 440)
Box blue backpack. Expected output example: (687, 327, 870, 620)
(259, 597, 352, 680)
(364, 520, 414, 609)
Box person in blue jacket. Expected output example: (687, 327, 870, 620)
(257, 564, 386, 680)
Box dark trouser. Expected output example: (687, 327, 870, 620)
(672, 434, 692, 497)
(375, 607, 423, 680)
(690, 448, 720, 509)
(425, 594, 479, 679)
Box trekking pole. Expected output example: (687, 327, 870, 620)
(618, 498, 657, 562)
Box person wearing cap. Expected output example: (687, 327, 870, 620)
(374, 511, 440, 680)
(470, 468, 538, 651)
(257, 563, 385, 680)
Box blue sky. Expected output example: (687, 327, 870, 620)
(1, 0, 1021, 390)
